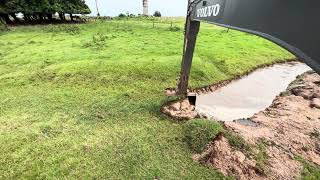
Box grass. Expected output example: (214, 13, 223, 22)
(184, 119, 223, 153)
(0, 18, 294, 179)
(43, 24, 81, 35)
(224, 131, 252, 154)
(296, 156, 320, 180)
(0, 19, 8, 32)
(255, 141, 268, 174)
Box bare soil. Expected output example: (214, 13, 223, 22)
(161, 99, 198, 120)
(193, 133, 265, 180)
(194, 71, 320, 179)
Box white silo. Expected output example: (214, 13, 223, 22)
(143, 0, 149, 16)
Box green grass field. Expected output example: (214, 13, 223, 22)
(0, 18, 294, 179)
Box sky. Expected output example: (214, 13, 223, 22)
(85, 0, 188, 17)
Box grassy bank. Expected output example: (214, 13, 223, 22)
(0, 18, 293, 179)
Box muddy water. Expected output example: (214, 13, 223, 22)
(196, 62, 311, 121)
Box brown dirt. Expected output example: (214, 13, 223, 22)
(194, 71, 320, 179)
(193, 133, 265, 180)
(161, 99, 198, 120)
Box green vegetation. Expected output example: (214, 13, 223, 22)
(153, 11, 162, 17)
(183, 118, 268, 174)
(0, 18, 294, 179)
(296, 156, 320, 180)
(184, 119, 223, 153)
(43, 24, 81, 35)
(255, 141, 268, 174)
(0, 18, 8, 31)
(169, 25, 181, 32)
(224, 131, 252, 153)
(118, 13, 126, 18)
(0, 0, 90, 23)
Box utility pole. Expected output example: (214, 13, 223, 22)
(95, 0, 100, 17)
(177, 0, 200, 96)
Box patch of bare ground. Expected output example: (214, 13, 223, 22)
(193, 133, 265, 180)
(161, 99, 198, 120)
(194, 71, 320, 179)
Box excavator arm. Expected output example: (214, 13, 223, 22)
(178, 0, 320, 95)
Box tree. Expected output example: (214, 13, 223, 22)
(0, 0, 91, 24)
(118, 13, 126, 18)
(153, 11, 161, 17)
(0, 0, 13, 23)
(0, 18, 8, 31)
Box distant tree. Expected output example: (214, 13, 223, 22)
(0, 18, 8, 31)
(153, 11, 161, 17)
(0, 0, 16, 23)
(118, 13, 126, 18)
(4, 0, 22, 22)
(0, 0, 91, 24)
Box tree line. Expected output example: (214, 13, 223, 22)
(0, 0, 91, 24)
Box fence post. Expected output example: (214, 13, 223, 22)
(177, 0, 200, 96)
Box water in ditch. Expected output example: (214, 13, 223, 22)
(196, 62, 312, 122)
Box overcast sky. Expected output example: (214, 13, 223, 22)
(85, 0, 188, 17)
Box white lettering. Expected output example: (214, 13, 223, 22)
(208, 6, 214, 16)
(204, 7, 208, 17)
(213, 4, 220, 16)
(197, 4, 221, 18)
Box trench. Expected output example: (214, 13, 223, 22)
(195, 62, 311, 122)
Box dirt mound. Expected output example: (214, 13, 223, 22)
(193, 133, 265, 180)
(196, 71, 320, 179)
(226, 71, 320, 179)
(162, 99, 198, 120)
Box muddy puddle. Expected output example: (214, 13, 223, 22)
(196, 62, 311, 121)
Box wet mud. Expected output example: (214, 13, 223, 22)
(196, 71, 320, 179)
(196, 62, 311, 121)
